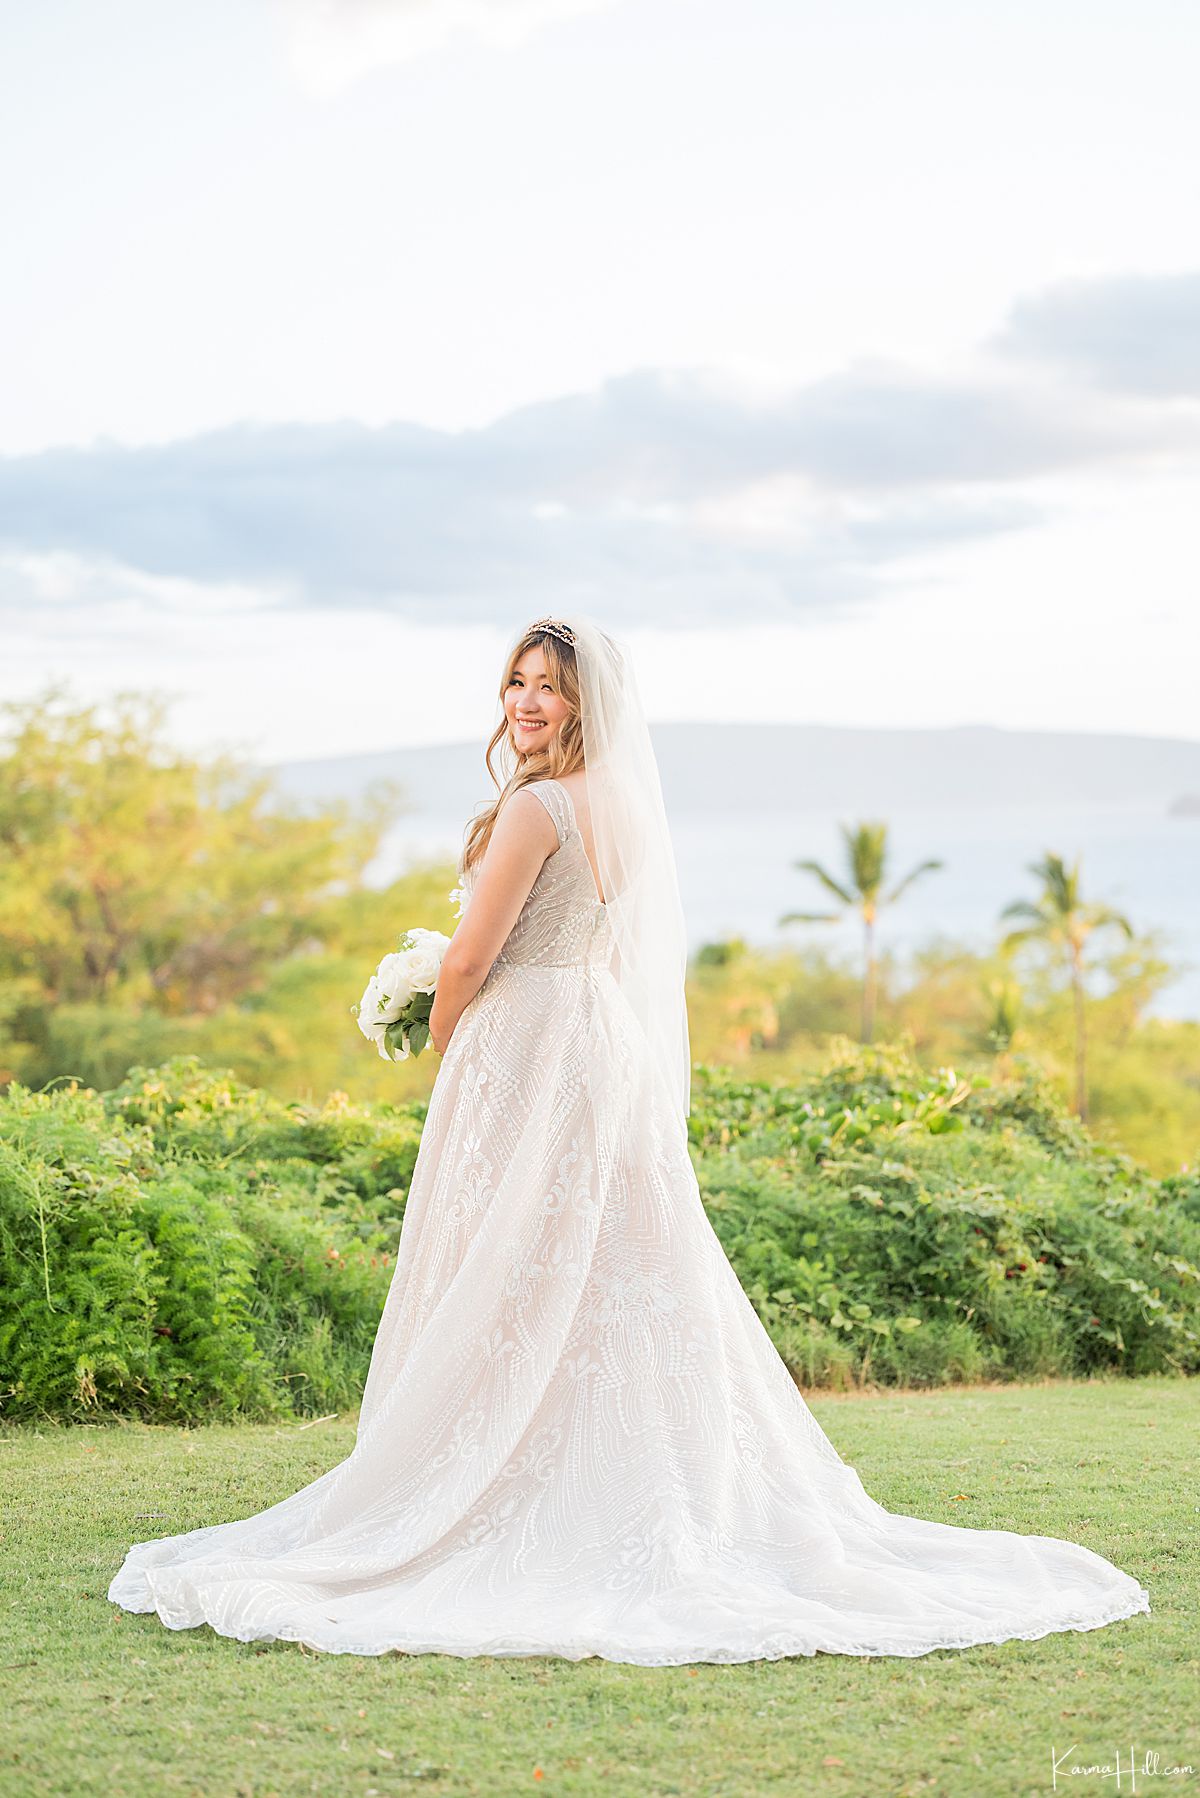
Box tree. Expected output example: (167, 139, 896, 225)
(1000, 852, 1133, 1120)
(688, 939, 781, 1060)
(0, 686, 404, 1016)
(980, 974, 1023, 1055)
(779, 822, 942, 1043)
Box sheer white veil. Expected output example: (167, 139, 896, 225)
(560, 614, 692, 1130)
(499, 613, 691, 1130)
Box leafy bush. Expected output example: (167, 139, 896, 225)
(0, 1058, 423, 1422)
(1, 1046, 1196, 1421)
(690, 1040, 1200, 1388)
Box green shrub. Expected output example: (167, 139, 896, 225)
(0, 1059, 424, 1422)
(690, 1042, 1200, 1388)
(1, 1046, 1197, 1421)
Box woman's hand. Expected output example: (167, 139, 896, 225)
(427, 997, 453, 1056)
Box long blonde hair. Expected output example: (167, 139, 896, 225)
(462, 625, 585, 871)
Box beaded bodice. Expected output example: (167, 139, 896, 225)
(459, 779, 615, 973)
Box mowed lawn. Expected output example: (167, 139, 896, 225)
(1, 1377, 1195, 1798)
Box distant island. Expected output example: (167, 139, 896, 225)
(1168, 793, 1200, 818)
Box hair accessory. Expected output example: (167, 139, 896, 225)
(524, 616, 577, 648)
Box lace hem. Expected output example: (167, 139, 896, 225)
(107, 1570, 1150, 1666)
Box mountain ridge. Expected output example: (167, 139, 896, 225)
(265, 721, 1200, 817)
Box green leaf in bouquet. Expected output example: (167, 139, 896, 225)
(407, 1021, 430, 1056)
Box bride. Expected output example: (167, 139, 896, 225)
(108, 614, 1151, 1664)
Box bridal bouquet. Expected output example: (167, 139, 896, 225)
(352, 927, 452, 1061)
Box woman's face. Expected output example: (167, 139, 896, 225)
(504, 644, 571, 755)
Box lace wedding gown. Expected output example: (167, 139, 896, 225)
(108, 778, 1151, 1663)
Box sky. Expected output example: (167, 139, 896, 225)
(1, 0, 1198, 763)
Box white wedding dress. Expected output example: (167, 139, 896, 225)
(108, 778, 1151, 1663)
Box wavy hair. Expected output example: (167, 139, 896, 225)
(461, 625, 585, 871)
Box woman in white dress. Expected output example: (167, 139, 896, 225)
(108, 614, 1151, 1664)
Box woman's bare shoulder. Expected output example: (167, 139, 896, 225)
(498, 784, 560, 834)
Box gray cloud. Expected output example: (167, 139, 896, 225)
(483, 362, 1156, 492)
(0, 346, 1183, 626)
(993, 272, 1200, 397)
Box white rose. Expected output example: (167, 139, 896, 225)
(353, 974, 379, 1041)
(354, 973, 403, 1043)
(400, 928, 450, 994)
(372, 951, 415, 1019)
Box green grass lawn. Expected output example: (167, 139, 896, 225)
(1, 1377, 1195, 1798)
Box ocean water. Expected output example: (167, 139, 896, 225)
(371, 800, 1200, 1020)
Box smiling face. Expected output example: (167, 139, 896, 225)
(504, 643, 572, 757)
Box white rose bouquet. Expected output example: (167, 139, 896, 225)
(352, 927, 452, 1061)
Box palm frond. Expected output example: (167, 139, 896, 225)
(999, 898, 1046, 925)
(841, 822, 888, 900)
(885, 858, 944, 905)
(791, 859, 856, 908)
(1024, 851, 1079, 916)
(1085, 905, 1135, 938)
(999, 925, 1044, 954)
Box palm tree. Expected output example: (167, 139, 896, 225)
(779, 821, 943, 1043)
(1000, 853, 1133, 1120)
(981, 974, 1023, 1055)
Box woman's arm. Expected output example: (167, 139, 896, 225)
(429, 790, 558, 1053)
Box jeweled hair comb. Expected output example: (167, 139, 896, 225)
(524, 616, 577, 647)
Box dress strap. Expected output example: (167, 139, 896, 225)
(525, 779, 575, 849)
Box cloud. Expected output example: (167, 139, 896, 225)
(285, 0, 619, 91)
(993, 272, 1200, 397)
(1, 292, 1193, 630)
(482, 367, 1090, 495)
(0, 367, 1080, 626)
